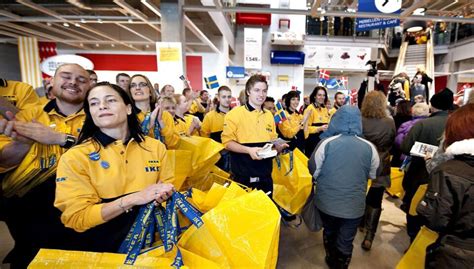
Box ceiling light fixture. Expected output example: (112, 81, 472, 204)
(412, 8, 426, 16)
(63, 22, 70, 27)
(128, 18, 133, 23)
(111, 44, 115, 47)
(145, 44, 150, 48)
(46, 22, 52, 26)
(81, 18, 86, 23)
(95, 43, 100, 47)
(97, 18, 103, 23)
(74, 23, 80, 27)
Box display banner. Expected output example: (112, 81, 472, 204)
(244, 28, 263, 70)
(304, 45, 371, 70)
(356, 0, 401, 31)
(156, 42, 184, 90)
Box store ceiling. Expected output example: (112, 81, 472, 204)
(0, 0, 472, 53)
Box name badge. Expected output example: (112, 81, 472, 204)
(250, 177, 260, 183)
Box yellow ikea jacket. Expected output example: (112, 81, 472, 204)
(189, 98, 206, 114)
(55, 133, 172, 232)
(1, 100, 85, 197)
(222, 103, 277, 178)
(200, 107, 227, 143)
(0, 80, 41, 112)
(174, 114, 199, 136)
(303, 104, 331, 139)
(278, 110, 303, 139)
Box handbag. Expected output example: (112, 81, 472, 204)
(301, 184, 323, 232)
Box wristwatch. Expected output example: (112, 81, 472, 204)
(61, 134, 77, 149)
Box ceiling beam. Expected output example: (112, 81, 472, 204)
(182, 5, 474, 23)
(0, 9, 22, 20)
(16, 0, 67, 22)
(51, 22, 101, 41)
(311, 0, 322, 18)
(115, 23, 155, 42)
(0, 22, 87, 49)
(78, 23, 141, 51)
(113, 0, 161, 32)
(0, 16, 161, 24)
(29, 22, 89, 41)
(140, 0, 162, 17)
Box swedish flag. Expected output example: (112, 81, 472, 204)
(204, 75, 219, 89)
(274, 102, 287, 124)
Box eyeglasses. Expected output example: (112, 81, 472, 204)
(130, 82, 149, 89)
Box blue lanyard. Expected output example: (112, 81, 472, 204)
(118, 192, 203, 267)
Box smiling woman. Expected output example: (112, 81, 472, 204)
(54, 82, 175, 252)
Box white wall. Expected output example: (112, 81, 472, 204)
(228, 0, 307, 101)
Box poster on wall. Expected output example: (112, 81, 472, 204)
(304, 46, 371, 70)
(244, 28, 263, 70)
(156, 42, 183, 90)
(356, 0, 401, 31)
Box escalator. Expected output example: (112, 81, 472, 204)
(393, 29, 435, 98)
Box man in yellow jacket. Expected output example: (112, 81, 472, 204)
(0, 63, 90, 268)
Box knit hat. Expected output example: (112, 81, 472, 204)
(430, 88, 453, 110)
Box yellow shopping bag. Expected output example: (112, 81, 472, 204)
(386, 167, 405, 198)
(409, 184, 428, 216)
(271, 149, 312, 215)
(396, 226, 439, 269)
(189, 182, 248, 213)
(179, 190, 281, 268)
(175, 137, 224, 191)
(162, 149, 193, 190)
(29, 246, 220, 268)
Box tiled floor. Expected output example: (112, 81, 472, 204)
(0, 194, 409, 268)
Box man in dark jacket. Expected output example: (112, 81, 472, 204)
(400, 88, 453, 241)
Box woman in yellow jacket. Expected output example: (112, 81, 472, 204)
(54, 82, 175, 252)
(172, 94, 201, 136)
(128, 74, 179, 148)
(304, 86, 331, 157)
(278, 90, 312, 152)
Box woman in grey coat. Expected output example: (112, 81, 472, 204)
(360, 91, 396, 250)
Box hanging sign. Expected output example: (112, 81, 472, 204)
(244, 28, 263, 70)
(356, 0, 401, 31)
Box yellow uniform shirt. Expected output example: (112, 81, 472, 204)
(278, 110, 303, 139)
(189, 98, 206, 115)
(303, 104, 331, 139)
(136, 109, 179, 149)
(222, 103, 277, 178)
(0, 80, 41, 111)
(174, 114, 199, 137)
(1, 100, 85, 197)
(278, 110, 305, 151)
(55, 133, 172, 232)
(200, 107, 227, 143)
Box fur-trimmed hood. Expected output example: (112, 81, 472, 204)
(445, 138, 474, 156)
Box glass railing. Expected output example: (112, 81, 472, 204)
(305, 16, 385, 39)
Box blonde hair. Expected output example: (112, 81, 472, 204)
(361, 91, 388, 119)
(161, 96, 176, 106)
(412, 103, 430, 117)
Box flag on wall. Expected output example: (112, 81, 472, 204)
(274, 102, 287, 124)
(319, 69, 330, 80)
(340, 76, 348, 88)
(204, 75, 219, 89)
(18, 36, 42, 89)
(38, 42, 57, 78)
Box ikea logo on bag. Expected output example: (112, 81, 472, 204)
(145, 166, 160, 172)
